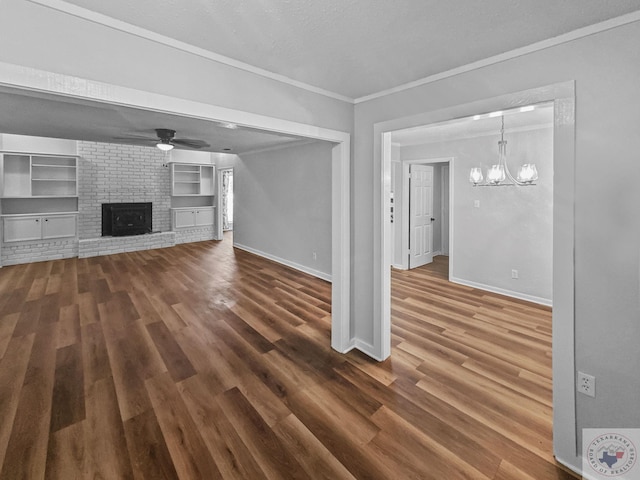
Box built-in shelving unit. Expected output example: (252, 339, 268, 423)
(171, 163, 214, 196)
(1, 152, 79, 242)
(170, 163, 216, 231)
(2, 154, 78, 197)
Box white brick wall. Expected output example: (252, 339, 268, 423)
(78, 232, 176, 258)
(78, 141, 171, 238)
(1, 238, 78, 266)
(175, 225, 216, 244)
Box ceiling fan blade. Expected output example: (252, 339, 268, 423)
(173, 138, 210, 149)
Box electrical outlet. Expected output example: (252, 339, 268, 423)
(577, 371, 596, 398)
(312, 251, 317, 260)
(511, 269, 519, 279)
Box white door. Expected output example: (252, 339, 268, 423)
(409, 164, 434, 268)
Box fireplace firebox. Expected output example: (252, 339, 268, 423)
(102, 202, 152, 236)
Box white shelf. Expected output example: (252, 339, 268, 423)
(1, 153, 78, 197)
(170, 163, 215, 198)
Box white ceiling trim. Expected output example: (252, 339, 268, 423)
(27, 0, 354, 104)
(0, 61, 350, 143)
(354, 10, 640, 104)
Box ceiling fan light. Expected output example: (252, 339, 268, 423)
(156, 142, 174, 151)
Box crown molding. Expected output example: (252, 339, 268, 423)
(27, 0, 355, 104)
(354, 9, 640, 104)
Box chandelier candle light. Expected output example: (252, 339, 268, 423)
(469, 115, 538, 186)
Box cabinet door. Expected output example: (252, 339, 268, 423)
(195, 208, 214, 226)
(42, 214, 77, 239)
(3, 216, 42, 242)
(174, 209, 196, 228)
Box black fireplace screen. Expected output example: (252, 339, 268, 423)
(102, 202, 152, 236)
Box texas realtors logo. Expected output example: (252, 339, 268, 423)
(586, 432, 637, 477)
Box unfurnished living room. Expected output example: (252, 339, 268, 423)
(1, 1, 639, 479)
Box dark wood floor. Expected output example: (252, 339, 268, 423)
(0, 239, 577, 479)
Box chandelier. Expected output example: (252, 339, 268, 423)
(469, 115, 538, 186)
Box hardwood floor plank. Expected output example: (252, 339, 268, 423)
(217, 387, 311, 480)
(100, 317, 156, 421)
(12, 299, 41, 337)
(370, 407, 493, 480)
(146, 320, 197, 382)
(81, 321, 112, 388)
(178, 376, 268, 480)
(56, 304, 81, 349)
(1, 324, 57, 480)
(44, 421, 86, 480)
(26, 277, 48, 302)
(0, 333, 35, 469)
(50, 343, 86, 432)
(146, 373, 223, 480)
(77, 292, 100, 326)
(273, 414, 357, 480)
(123, 409, 180, 480)
(83, 377, 135, 479)
(0, 313, 20, 359)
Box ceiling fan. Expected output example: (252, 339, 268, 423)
(114, 128, 210, 151)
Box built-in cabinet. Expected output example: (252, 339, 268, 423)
(170, 162, 216, 231)
(1, 152, 79, 242)
(3, 213, 77, 242)
(171, 207, 215, 229)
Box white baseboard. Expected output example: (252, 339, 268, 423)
(233, 243, 332, 282)
(353, 339, 387, 361)
(450, 276, 552, 306)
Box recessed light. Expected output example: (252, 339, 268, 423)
(221, 123, 238, 129)
(488, 110, 503, 118)
(519, 105, 536, 112)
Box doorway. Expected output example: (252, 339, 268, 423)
(394, 159, 452, 273)
(220, 168, 234, 231)
(377, 82, 576, 468)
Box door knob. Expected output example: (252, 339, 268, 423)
(431, 217, 435, 222)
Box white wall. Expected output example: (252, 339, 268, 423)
(354, 19, 640, 472)
(234, 141, 333, 280)
(402, 127, 553, 304)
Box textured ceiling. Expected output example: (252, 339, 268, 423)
(60, 0, 640, 99)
